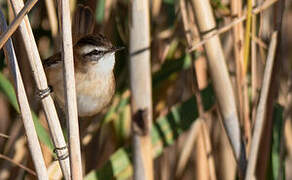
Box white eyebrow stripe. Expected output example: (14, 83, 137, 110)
(79, 45, 108, 55)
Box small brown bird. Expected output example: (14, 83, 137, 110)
(43, 6, 123, 117)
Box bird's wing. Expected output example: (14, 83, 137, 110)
(43, 52, 62, 68)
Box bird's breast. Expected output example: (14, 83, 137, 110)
(75, 72, 115, 117)
(47, 64, 115, 117)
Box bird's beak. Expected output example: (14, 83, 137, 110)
(111, 46, 125, 53)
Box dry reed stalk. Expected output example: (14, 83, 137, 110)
(0, 0, 37, 49)
(0, 134, 27, 178)
(45, 0, 58, 39)
(0, 133, 9, 139)
(230, 0, 252, 153)
(180, 0, 208, 92)
(176, 119, 217, 180)
(0, 117, 22, 157)
(151, 0, 162, 18)
(179, 0, 192, 47)
(58, 0, 82, 180)
(231, 0, 244, 123)
(201, 120, 217, 180)
(243, 0, 253, 75)
(252, 35, 268, 49)
(129, 0, 153, 179)
(255, 1, 285, 178)
(0, 153, 36, 176)
(179, 1, 216, 179)
(0, 94, 9, 148)
(251, 7, 258, 131)
(57, 0, 83, 179)
(285, 116, 292, 155)
(180, 0, 204, 114)
(175, 120, 201, 178)
(241, 0, 253, 147)
(188, 0, 279, 52)
(245, 31, 278, 180)
(69, 0, 76, 15)
(283, 89, 292, 178)
(0, 9, 48, 179)
(191, 0, 246, 173)
(195, 125, 210, 180)
(242, 71, 251, 153)
(9, 0, 71, 179)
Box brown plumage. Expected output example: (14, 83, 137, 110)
(43, 6, 121, 117)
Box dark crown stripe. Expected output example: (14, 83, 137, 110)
(75, 34, 113, 48)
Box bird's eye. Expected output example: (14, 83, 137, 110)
(86, 49, 103, 56)
(83, 49, 104, 59)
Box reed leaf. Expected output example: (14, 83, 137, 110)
(0, 72, 54, 150)
(85, 84, 215, 180)
(268, 104, 285, 180)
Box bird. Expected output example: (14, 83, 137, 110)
(43, 5, 123, 117)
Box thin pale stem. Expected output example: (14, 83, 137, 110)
(58, 0, 83, 179)
(129, 0, 153, 179)
(0, 0, 37, 49)
(175, 120, 201, 178)
(201, 120, 217, 180)
(191, 0, 246, 174)
(0, 133, 9, 139)
(45, 0, 58, 39)
(0, 154, 36, 176)
(231, 0, 246, 147)
(9, 0, 71, 179)
(251, 10, 258, 133)
(245, 31, 278, 180)
(188, 0, 278, 52)
(0, 9, 48, 180)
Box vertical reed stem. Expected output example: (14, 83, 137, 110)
(243, 0, 253, 75)
(245, 31, 278, 180)
(9, 0, 71, 178)
(191, 0, 246, 174)
(58, 0, 83, 179)
(0, 9, 48, 180)
(45, 0, 58, 39)
(129, 0, 153, 179)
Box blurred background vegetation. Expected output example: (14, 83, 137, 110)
(0, 0, 291, 179)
